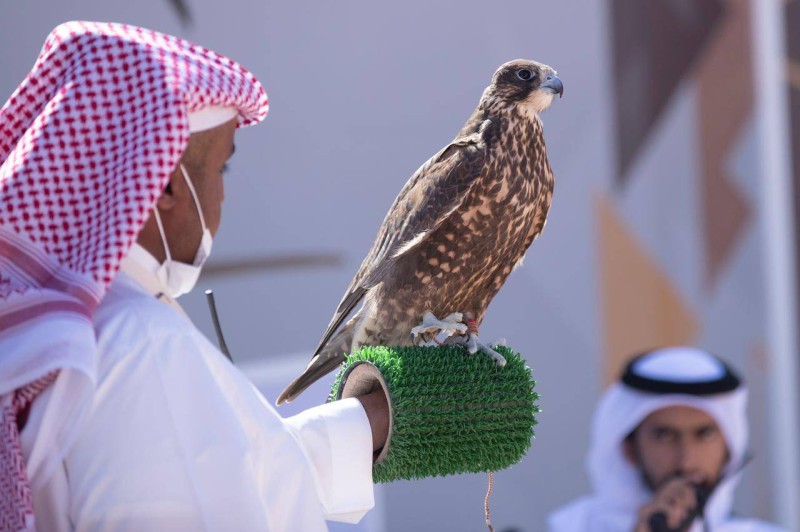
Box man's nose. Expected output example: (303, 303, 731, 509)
(676, 442, 702, 473)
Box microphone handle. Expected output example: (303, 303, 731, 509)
(648, 510, 697, 532)
(647, 484, 710, 532)
(647, 512, 672, 532)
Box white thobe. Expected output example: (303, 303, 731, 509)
(547, 495, 786, 532)
(21, 245, 375, 531)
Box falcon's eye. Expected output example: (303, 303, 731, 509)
(516, 69, 533, 81)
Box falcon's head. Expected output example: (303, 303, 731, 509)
(485, 59, 563, 116)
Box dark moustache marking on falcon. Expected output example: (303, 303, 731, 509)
(277, 59, 563, 404)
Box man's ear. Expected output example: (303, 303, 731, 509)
(156, 166, 181, 210)
(623, 437, 640, 466)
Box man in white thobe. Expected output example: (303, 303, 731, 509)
(0, 21, 386, 532)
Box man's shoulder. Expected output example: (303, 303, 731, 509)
(94, 273, 192, 346)
(546, 496, 594, 532)
(720, 517, 788, 532)
(92, 273, 219, 383)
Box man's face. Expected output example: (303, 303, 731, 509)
(623, 406, 729, 491)
(156, 117, 237, 263)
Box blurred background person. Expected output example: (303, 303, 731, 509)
(547, 347, 785, 532)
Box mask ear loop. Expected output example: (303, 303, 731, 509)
(180, 164, 209, 233)
(152, 207, 173, 263)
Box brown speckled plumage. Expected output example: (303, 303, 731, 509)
(278, 59, 562, 404)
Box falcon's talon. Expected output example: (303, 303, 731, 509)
(411, 311, 468, 342)
(467, 333, 479, 355)
(451, 332, 507, 366)
(487, 347, 507, 367)
(477, 338, 506, 366)
(449, 334, 477, 352)
(443, 312, 464, 323)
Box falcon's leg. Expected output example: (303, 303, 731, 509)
(412, 312, 507, 367)
(411, 311, 468, 345)
(449, 314, 507, 367)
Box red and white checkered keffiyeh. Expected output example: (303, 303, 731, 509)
(0, 21, 268, 531)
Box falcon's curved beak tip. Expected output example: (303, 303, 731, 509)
(541, 75, 564, 98)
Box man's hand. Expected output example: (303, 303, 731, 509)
(634, 476, 701, 532)
(356, 389, 389, 454)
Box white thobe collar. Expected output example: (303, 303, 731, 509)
(119, 243, 189, 318)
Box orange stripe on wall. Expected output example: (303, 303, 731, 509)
(596, 194, 700, 385)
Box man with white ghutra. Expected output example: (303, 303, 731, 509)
(548, 347, 784, 532)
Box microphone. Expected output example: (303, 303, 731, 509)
(648, 483, 712, 532)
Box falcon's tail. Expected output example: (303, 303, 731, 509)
(276, 322, 355, 405)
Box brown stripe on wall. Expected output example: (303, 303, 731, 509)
(610, 0, 724, 185)
(695, 0, 753, 289)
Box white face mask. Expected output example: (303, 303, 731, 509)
(153, 164, 213, 298)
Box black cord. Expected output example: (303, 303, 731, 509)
(205, 289, 233, 363)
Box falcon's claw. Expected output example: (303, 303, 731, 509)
(466, 333, 479, 355)
(411, 311, 468, 343)
(451, 333, 507, 367)
(485, 344, 507, 367)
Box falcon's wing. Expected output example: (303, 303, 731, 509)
(311, 120, 492, 357)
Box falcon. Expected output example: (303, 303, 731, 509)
(277, 59, 562, 404)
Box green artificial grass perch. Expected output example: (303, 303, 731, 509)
(329, 345, 540, 484)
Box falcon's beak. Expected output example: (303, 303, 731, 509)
(540, 75, 564, 98)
